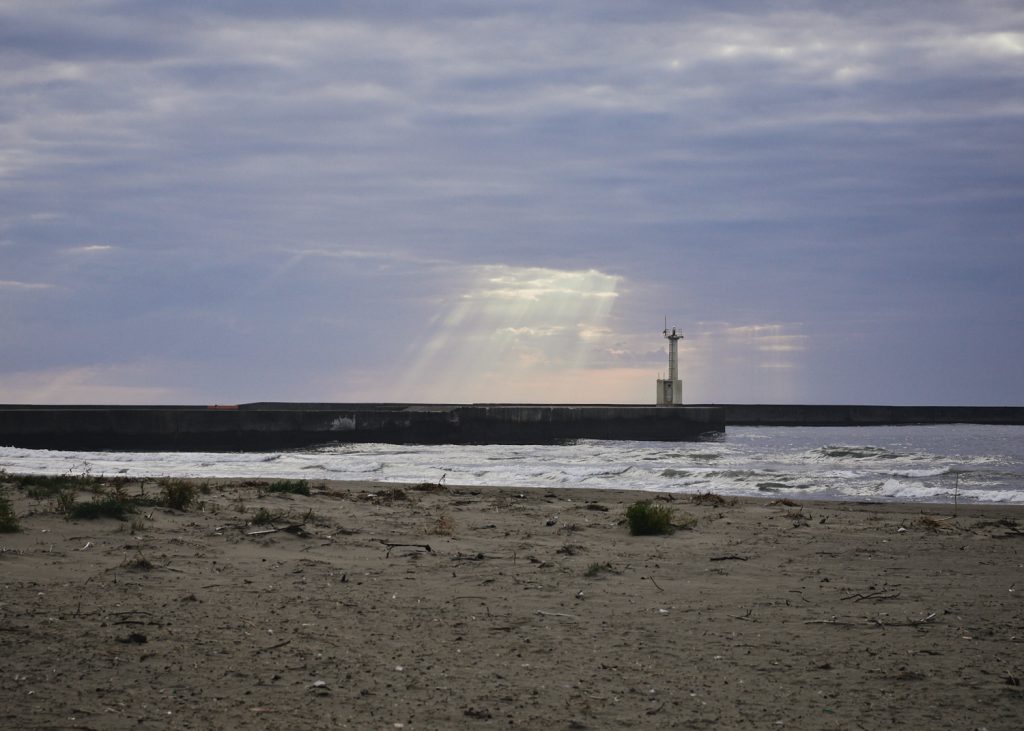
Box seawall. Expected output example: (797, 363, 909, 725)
(2, 403, 1020, 452)
(714, 404, 1024, 427)
(0, 404, 724, 451)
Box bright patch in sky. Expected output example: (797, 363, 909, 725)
(398, 266, 621, 402)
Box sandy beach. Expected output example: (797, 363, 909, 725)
(2, 476, 1023, 730)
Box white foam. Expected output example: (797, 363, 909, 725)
(3, 424, 1022, 504)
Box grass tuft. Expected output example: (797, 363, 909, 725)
(429, 514, 455, 536)
(0, 490, 20, 532)
(625, 501, 675, 536)
(11, 472, 103, 499)
(250, 507, 287, 526)
(267, 480, 310, 496)
(160, 480, 197, 511)
(584, 561, 616, 577)
(68, 491, 134, 520)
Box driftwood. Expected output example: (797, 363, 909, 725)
(245, 524, 310, 537)
(729, 608, 756, 622)
(378, 540, 432, 558)
(451, 552, 489, 562)
(254, 639, 292, 654)
(842, 589, 902, 602)
(806, 612, 937, 628)
(871, 612, 937, 627)
(536, 610, 576, 619)
(710, 554, 749, 562)
(453, 596, 492, 616)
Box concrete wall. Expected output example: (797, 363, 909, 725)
(0, 405, 724, 451)
(716, 404, 1024, 426)
(2, 403, 1019, 452)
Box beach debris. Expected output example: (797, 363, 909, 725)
(806, 612, 938, 628)
(767, 499, 801, 507)
(378, 540, 432, 558)
(545, 515, 559, 526)
(464, 708, 492, 720)
(910, 515, 958, 532)
(710, 554, 749, 561)
(77, 541, 93, 551)
(117, 632, 147, 644)
(647, 575, 665, 592)
(451, 551, 487, 562)
(585, 503, 610, 512)
(373, 487, 408, 503)
(646, 702, 666, 716)
(254, 639, 291, 654)
(729, 608, 756, 622)
(244, 523, 310, 537)
(308, 680, 330, 695)
(842, 587, 902, 602)
(691, 491, 736, 507)
(452, 595, 492, 616)
(123, 554, 154, 571)
(535, 610, 576, 619)
(804, 616, 854, 626)
(412, 477, 446, 492)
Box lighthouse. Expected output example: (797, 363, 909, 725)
(656, 325, 684, 406)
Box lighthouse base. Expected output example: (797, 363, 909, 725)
(656, 379, 682, 405)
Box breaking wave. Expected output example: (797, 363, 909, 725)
(1, 424, 1021, 504)
(813, 445, 901, 460)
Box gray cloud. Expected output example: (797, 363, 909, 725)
(1, 1, 1021, 404)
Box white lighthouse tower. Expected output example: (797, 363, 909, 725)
(656, 324, 684, 406)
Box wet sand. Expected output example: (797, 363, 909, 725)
(2, 477, 1023, 729)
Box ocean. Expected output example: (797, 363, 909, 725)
(2, 424, 1022, 504)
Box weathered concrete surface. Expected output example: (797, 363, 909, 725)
(0, 404, 724, 451)
(715, 404, 1024, 426)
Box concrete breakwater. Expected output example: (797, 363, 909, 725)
(2, 403, 1021, 452)
(716, 404, 1024, 427)
(0, 404, 725, 451)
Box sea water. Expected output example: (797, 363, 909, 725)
(1, 424, 1022, 504)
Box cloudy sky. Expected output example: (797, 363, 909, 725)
(2, 1, 1022, 406)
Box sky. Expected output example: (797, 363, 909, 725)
(1, 0, 1022, 406)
